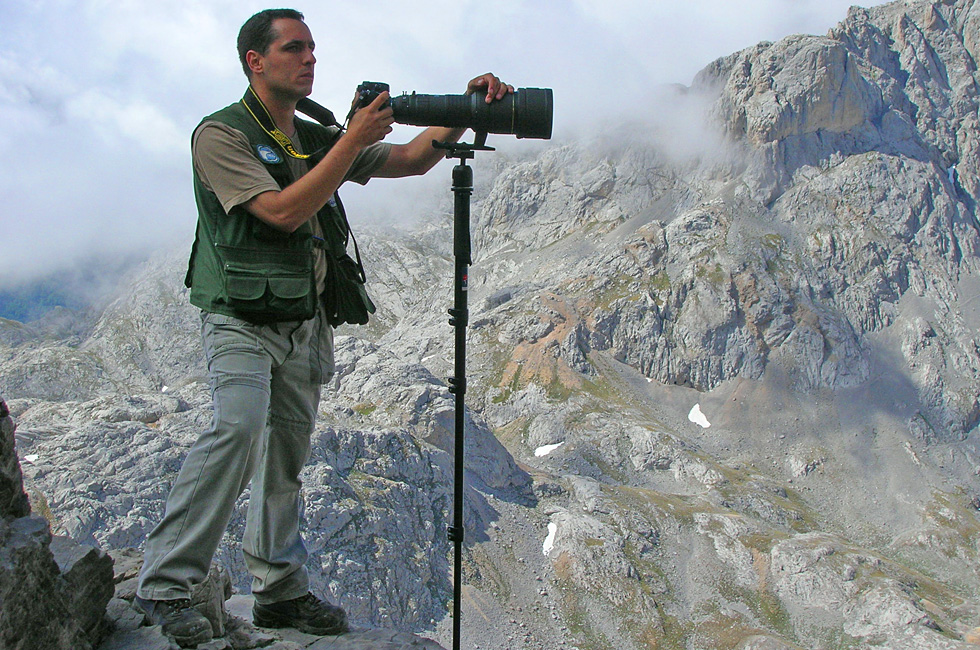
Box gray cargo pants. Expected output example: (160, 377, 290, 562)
(137, 308, 333, 605)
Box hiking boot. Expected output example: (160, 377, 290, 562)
(134, 595, 213, 647)
(252, 592, 349, 635)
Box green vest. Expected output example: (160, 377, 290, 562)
(184, 99, 349, 323)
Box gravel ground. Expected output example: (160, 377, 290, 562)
(429, 491, 579, 650)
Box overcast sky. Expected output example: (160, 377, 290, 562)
(0, 0, 889, 286)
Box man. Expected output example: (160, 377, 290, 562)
(135, 9, 513, 647)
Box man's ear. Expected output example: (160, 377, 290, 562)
(246, 50, 264, 76)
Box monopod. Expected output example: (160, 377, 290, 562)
(426, 89, 552, 650)
(433, 132, 494, 650)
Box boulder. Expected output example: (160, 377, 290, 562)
(50, 535, 115, 643)
(0, 399, 29, 518)
(0, 396, 114, 650)
(0, 515, 90, 650)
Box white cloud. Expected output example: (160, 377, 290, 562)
(65, 90, 186, 158)
(0, 0, 891, 285)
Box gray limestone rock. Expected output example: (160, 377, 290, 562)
(106, 597, 145, 633)
(0, 399, 29, 518)
(5, 1, 980, 649)
(0, 515, 91, 650)
(50, 535, 115, 643)
(0, 398, 115, 650)
(98, 626, 178, 650)
(737, 637, 805, 650)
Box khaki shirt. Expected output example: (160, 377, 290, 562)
(192, 120, 391, 295)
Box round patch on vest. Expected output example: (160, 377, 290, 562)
(256, 144, 282, 164)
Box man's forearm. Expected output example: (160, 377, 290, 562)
(244, 134, 363, 232)
(245, 90, 395, 232)
(376, 126, 467, 178)
(375, 73, 513, 178)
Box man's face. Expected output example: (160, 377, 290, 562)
(249, 18, 316, 100)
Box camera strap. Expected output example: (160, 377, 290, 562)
(241, 86, 311, 159)
(296, 97, 342, 132)
(241, 86, 367, 281)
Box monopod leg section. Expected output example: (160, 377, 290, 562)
(448, 159, 473, 650)
(432, 135, 492, 650)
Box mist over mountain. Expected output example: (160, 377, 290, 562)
(4, 0, 980, 648)
(0, 253, 148, 324)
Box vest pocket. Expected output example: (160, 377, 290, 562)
(223, 265, 315, 321)
(226, 272, 268, 300)
(268, 275, 311, 298)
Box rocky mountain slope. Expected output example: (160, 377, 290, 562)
(4, 0, 980, 648)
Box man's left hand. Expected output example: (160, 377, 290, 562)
(466, 73, 515, 104)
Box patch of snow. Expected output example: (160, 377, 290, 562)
(904, 441, 921, 466)
(543, 522, 558, 556)
(688, 403, 711, 428)
(23, 454, 39, 464)
(534, 442, 565, 457)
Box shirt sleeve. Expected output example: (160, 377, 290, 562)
(193, 120, 392, 214)
(344, 142, 392, 185)
(192, 121, 281, 214)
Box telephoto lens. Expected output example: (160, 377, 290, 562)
(390, 88, 553, 139)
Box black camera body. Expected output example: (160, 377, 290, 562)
(355, 80, 553, 140)
(356, 81, 391, 109)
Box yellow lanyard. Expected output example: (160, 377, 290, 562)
(240, 86, 310, 159)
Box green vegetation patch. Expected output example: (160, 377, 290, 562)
(353, 402, 378, 417)
(650, 270, 671, 293)
(696, 262, 729, 287)
(594, 273, 643, 310)
(493, 417, 531, 448)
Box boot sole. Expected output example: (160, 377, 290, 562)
(171, 629, 214, 648)
(252, 609, 348, 636)
(135, 601, 213, 647)
(141, 614, 212, 648)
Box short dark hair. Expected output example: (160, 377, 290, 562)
(237, 9, 305, 77)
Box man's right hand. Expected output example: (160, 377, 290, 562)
(245, 90, 393, 233)
(345, 91, 394, 148)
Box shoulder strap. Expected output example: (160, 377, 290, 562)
(296, 98, 342, 130)
(241, 87, 311, 159)
(296, 100, 370, 283)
